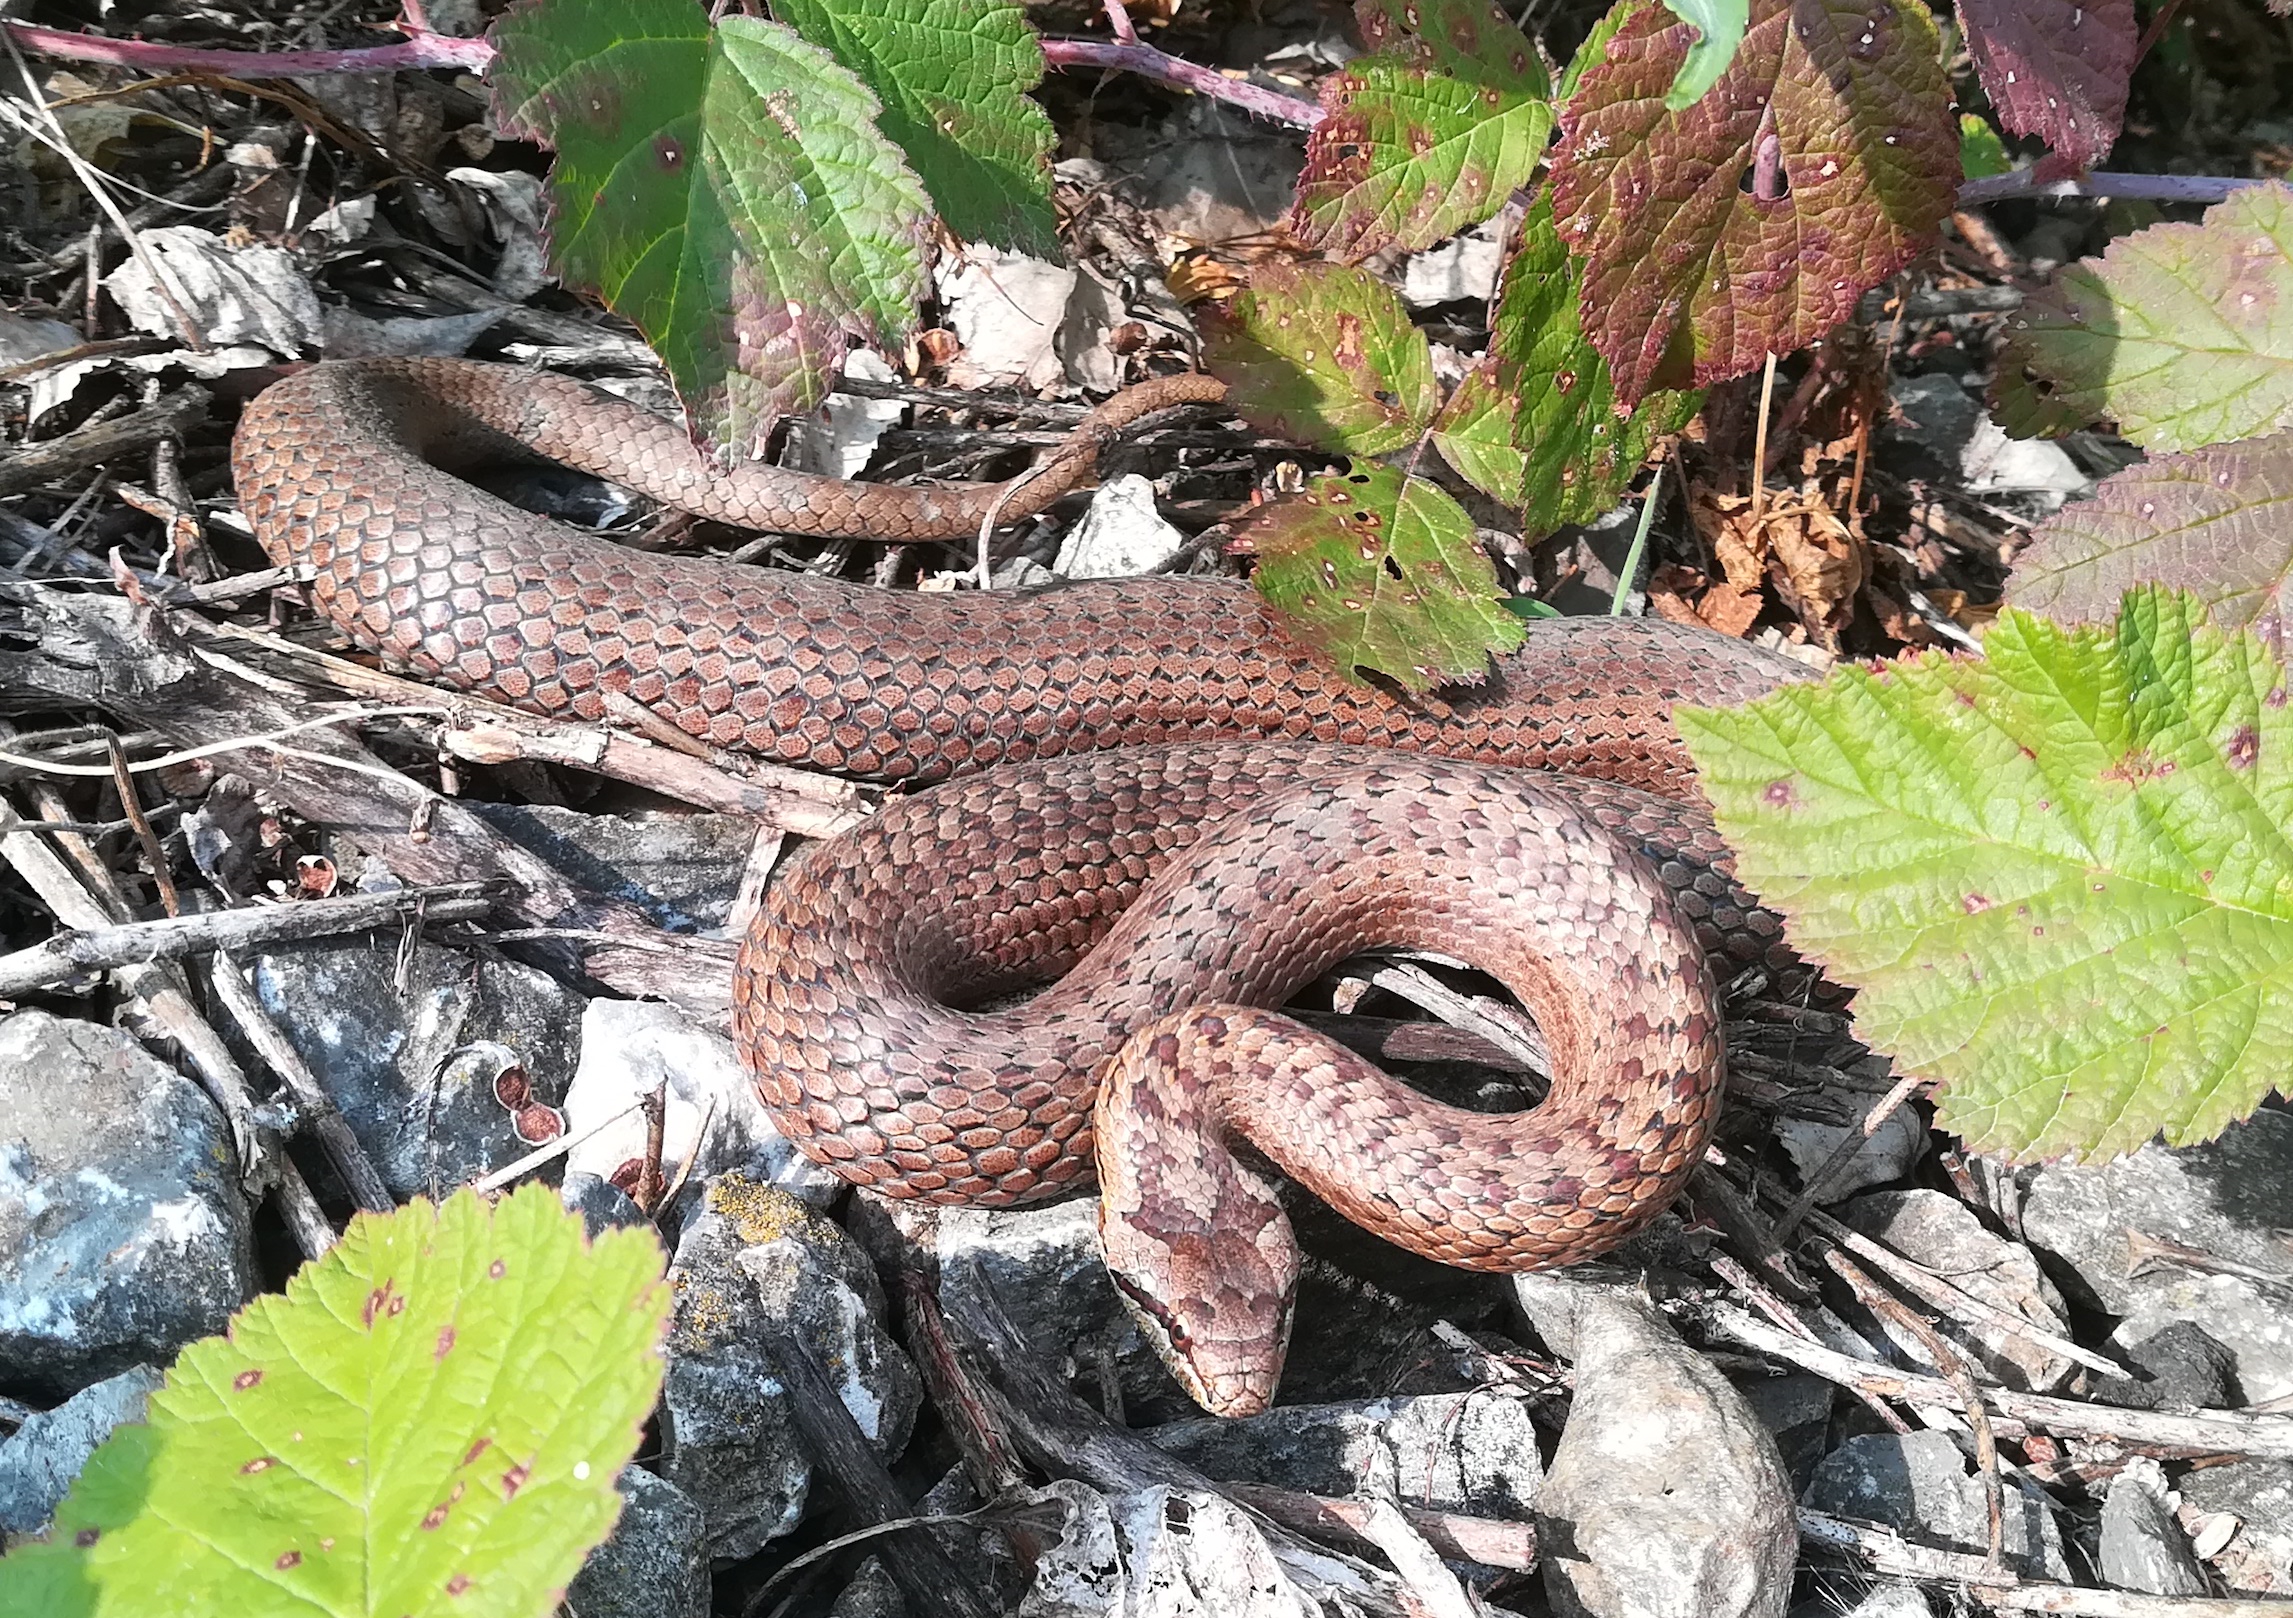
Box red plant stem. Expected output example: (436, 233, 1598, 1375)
(4, 19, 1325, 126)
(2, 20, 493, 76)
(1038, 38, 1323, 125)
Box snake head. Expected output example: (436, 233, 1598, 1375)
(1096, 1154, 1300, 1420)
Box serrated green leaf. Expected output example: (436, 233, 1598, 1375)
(1240, 464, 1526, 691)
(1292, 0, 1553, 261)
(1550, 0, 1958, 405)
(1996, 182, 2293, 453)
(1201, 261, 1440, 456)
(1680, 588, 2293, 1163)
(490, 0, 932, 458)
(0, 1185, 670, 1618)
(2008, 429, 2293, 642)
(1558, 1, 1635, 106)
(1432, 193, 1702, 531)
(772, 0, 1059, 259)
(1659, 0, 1750, 109)
(1960, 112, 2011, 179)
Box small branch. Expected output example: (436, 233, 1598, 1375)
(0, 881, 498, 999)
(1, 20, 490, 78)
(1958, 171, 2262, 207)
(0, 385, 210, 498)
(1801, 1508, 2293, 1615)
(1035, 39, 1324, 126)
(1715, 1305, 2293, 1460)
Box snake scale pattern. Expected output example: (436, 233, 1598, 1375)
(232, 358, 1808, 1412)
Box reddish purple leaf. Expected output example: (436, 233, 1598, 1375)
(1549, 0, 1957, 406)
(1957, 0, 2135, 174)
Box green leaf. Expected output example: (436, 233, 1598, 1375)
(1432, 192, 1702, 532)
(1240, 464, 1526, 692)
(1200, 261, 1440, 456)
(0, 1185, 671, 1618)
(1292, 0, 1553, 261)
(1959, 112, 2011, 179)
(1658, 0, 1749, 109)
(490, 0, 932, 458)
(1549, 0, 1958, 405)
(1680, 588, 2293, 1163)
(2008, 429, 2293, 643)
(771, 0, 1060, 259)
(1994, 182, 2293, 453)
(1557, 0, 1635, 106)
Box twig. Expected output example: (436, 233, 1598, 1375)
(0, 384, 210, 497)
(1769, 1064, 1925, 1241)
(1822, 1248, 2009, 1573)
(466, 1099, 644, 1194)
(1, 19, 493, 77)
(0, 880, 497, 998)
(1800, 1508, 2293, 1615)
(1222, 1483, 1538, 1574)
(1957, 172, 2260, 207)
(1715, 1306, 2293, 1460)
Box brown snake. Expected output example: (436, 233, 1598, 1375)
(232, 358, 1809, 1414)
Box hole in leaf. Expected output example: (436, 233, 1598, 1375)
(1383, 555, 1405, 580)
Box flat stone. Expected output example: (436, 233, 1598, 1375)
(2099, 1456, 2207, 1595)
(248, 938, 585, 1199)
(566, 1465, 710, 1618)
(1804, 1430, 2069, 1580)
(0, 1013, 254, 1399)
(2022, 1108, 2293, 1403)
(0, 1364, 164, 1534)
(471, 803, 761, 935)
(1842, 1189, 2074, 1391)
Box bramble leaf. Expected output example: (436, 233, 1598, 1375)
(0, 1184, 671, 1618)
(1959, 112, 2011, 179)
(1995, 183, 2293, 453)
(490, 0, 932, 458)
(771, 0, 1059, 259)
(1955, 0, 2134, 173)
(1549, 0, 1957, 405)
(1432, 194, 1702, 531)
(1200, 261, 1440, 456)
(1658, 0, 1750, 109)
(1239, 465, 1526, 692)
(1293, 0, 1552, 261)
(1680, 588, 2293, 1163)
(2008, 430, 2293, 645)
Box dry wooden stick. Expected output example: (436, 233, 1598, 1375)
(1716, 1306, 2293, 1460)
(0, 879, 497, 997)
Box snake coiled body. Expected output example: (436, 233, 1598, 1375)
(232, 359, 1808, 1412)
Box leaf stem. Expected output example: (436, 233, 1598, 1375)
(1610, 463, 1664, 616)
(1037, 38, 1323, 126)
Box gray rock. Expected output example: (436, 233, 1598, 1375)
(2179, 1459, 2293, 1595)
(2099, 1457, 2207, 1596)
(0, 1364, 164, 1534)
(2091, 1321, 2239, 1411)
(1732, 1372, 1835, 1491)
(562, 1172, 649, 1240)
(2022, 1108, 2293, 1403)
(1772, 1104, 1926, 1205)
(1016, 1479, 1320, 1618)
(1884, 375, 2088, 509)
(1803, 1431, 2069, 1580)
(828, 1558, 905, 1618)
(470, 802, 760, 934)
(658, 1174, 922, 1559)
(1842, 1189, 2074, 1391)
(0, 1013, 254, 1398)
(1149, 1389, 1542, 1517)
(566, 1465, 710, 1618)
(248, 938, 585, 1199)
(1518, 1276, 1796, 1618)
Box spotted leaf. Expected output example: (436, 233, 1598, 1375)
(1549, 0, 1956, 405)
(1292, 0, 1553, 261)
(1956, 0, 2134, 174)
(1201, 260, 1441, 457)
(1681, 588, 2293, 1162)
(1238, 464, 1526, 692)
(491, 0, 932, 459)
(0, 1185, 671, 1617)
